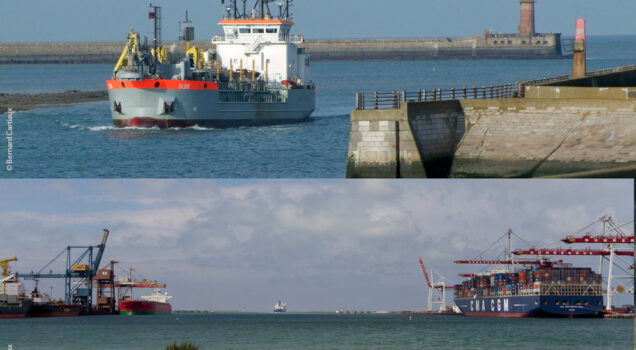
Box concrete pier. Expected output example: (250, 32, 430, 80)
(347, 66, 636, 178)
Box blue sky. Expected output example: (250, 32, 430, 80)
(0, 179, 632, 311)
(0, 1, 634, 42)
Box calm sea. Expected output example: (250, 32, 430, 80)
(0, 313, 632, 350)
(0, 36, 635, 178)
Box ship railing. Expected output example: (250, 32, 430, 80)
(218, 90, 287, 104)
(212, 35, 225, 43)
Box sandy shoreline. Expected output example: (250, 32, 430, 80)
(0, 90, 108, 114)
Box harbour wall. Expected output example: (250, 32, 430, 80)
(347, 72, 636, 178)
(306, 34, 563, 61)
(0, 34, 563, 64)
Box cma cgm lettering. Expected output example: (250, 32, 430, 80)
(468, 298, 510, 313)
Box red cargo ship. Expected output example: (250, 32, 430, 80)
(119, 289, 172, 315)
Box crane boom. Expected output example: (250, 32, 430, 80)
(0, 257, 17, 277)
(562, 235, 634, 244)
(418, 257, 432, 288)
(513, 248, 634, 256)
(453, 259, 543, 265)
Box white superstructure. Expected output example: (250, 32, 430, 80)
(213, 17, 310, 86)
(141, 288, 173, 304)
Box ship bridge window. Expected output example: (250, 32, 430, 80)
(266, 28, 277, 33)
(239, 28, 251, 34)
(253, 28, 265, 33)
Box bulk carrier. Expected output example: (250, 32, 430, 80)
(119, 288, 172, 315)
(107, 0, 315, 128)
(451, 229, 621, 318)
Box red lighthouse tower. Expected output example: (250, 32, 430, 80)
(518, 0, 536, 36)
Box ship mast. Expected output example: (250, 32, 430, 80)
(222, 0, 292, 20)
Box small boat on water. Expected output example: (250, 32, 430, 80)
(274, 300, 287, 313)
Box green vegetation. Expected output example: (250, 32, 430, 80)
(165, 341, 199, 350)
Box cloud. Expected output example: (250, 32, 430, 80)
(0, 179, 631, 310)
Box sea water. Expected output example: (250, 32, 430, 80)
(0, 313, 632, 350)
(0, 36, 635, 178)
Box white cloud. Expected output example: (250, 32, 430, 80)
(0, 179, 631, 311)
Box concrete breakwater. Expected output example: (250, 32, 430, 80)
(347, 66, 636, 178)
(0, 33, 563, 64)
(306, 34, 564, 61)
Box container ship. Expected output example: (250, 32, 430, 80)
(453, 264, 604, 317)
(119, 288, 172, 315)
(107, 0, 315, 128)
(449, 228, 627, 318)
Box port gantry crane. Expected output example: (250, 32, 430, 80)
(16, 229, 110, 311)
(418, 257, 454, 312)
(513, 216, 634, 312)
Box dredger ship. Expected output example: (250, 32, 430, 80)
(107, 0, 315, 128)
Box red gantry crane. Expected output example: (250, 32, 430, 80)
(513, 216, 634, 312)
(418, 257, 454, 312)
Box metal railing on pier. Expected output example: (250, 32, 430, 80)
(355, 64, 636, 110)
(355, 84, 518, 110)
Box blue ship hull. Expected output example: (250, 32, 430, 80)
(454, 295, 604, 317)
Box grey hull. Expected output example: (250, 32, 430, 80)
(108, 88, 316, 128)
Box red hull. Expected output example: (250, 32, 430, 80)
(462, 312, 533, 318)
(119, 300, 171, 315)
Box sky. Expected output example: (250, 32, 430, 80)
(0, 1, 635, 43)
(0, 179, 632, 312)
